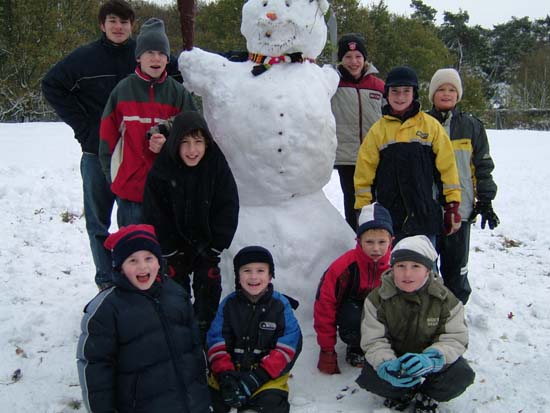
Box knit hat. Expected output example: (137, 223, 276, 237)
(384, 66, 418, 99)
(135, 18, 170, 58)
(390, 235, 437, 270)
(429, 68, 463, 104)
(356, 202, 394, 237)
(233, 246, 275, 288)
(337, 33, 367, 61)
(104, 224, 162, 270)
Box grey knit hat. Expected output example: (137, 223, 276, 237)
(390, 235, 437, 270)
(135, 18, 170, 58)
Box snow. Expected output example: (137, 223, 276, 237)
(1, 122, 549, 412)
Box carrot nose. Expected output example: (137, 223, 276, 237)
(266, 12, 277, 21)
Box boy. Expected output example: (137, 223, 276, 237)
(206, 246, 302, 413)
(76, 224, 211, 412)
(356, 235, 475, 412)
(143, 111, 239, 341)
(314, 202, 393, 374)
(354, 66, 462, 245)
(41, 0, 136, 289)
(427, 68, 499, 304)
(99, 18, 196, 227)
(331, 33, 385, 230)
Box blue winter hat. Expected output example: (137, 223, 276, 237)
(356, 202, 394, 237)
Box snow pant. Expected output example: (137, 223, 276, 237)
(80, 153, 115, 286)
(168, 250, 222, 344)
(336, 300, 363, 348)
(210, 387, 290, 413)
(335, 165, 358, 231)
(356, 356, 475, 402)
(115, 197, 143, 227)
(437, 223, 471, 304)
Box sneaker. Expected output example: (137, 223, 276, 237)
(345, 346, 365, 367)
(413, 393, 439, 413)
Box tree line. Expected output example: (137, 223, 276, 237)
(1, 0, 549, 128)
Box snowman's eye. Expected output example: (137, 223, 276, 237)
(285, 0, 290, 6)
(262, 1, 267, 6)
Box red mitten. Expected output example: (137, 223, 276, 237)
(317, 351, 341, 375)
(444, 202, 462, 235)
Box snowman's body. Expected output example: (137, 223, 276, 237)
(179, 0, 354, 312)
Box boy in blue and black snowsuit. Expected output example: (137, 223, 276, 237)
(427, 68, 499, 304)
(206, 246, 302, 413)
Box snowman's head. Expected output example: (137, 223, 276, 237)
(241, 0, 329, 59)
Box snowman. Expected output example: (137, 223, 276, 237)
(179, 0, 354, 314)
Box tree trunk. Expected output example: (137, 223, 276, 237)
(177, 0, 196, 51)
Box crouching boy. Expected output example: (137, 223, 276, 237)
(356, 235, 475, 412)
(77, 224, 211, 412)
(314, 202, 393, 373)
(206, 246, 302, 413)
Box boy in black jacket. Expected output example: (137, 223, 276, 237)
(206, 246, 302, 413)
(76, 224, 211, 412)
(143, 111, 239, 341)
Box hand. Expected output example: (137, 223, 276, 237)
(148, 133, 166, 153)
(470, 200, 500, 229)
(317, 350, 341, 374)
(219, 371, 247, 408)
(377, 359, 420, 388)
(444, 202, 462, 235)
(398, 349, 444, 377)
(237, 368, 270, 397)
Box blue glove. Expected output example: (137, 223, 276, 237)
(377, 359, 420, 388)
(399, 349, 444, 377)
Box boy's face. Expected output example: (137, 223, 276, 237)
(100, 14, 132, 45)
(238, 262, 271, 297)
(387, 86, 414, 115)
(433, 83, 459, 111)
(179, 132, 206, 167)
(393, 260, 430, 293)
(137, 51, 169, 79)
(341, 50, 365, 79)
(359, 228, 392, 261)
(121, 250, 159, 290)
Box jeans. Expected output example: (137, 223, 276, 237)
(116, 197, 144, 227)
(80, 153, 115, 285)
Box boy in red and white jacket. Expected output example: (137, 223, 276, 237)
(314, 202, 393, 373)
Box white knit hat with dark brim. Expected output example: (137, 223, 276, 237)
(390, 235, 438, 270)
(429, 68, 463, 104)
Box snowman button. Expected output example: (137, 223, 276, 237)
(278, 131, 283, 135)
(278, 148, 282, 152)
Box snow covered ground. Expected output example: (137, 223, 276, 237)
(1, 122, 549, 412)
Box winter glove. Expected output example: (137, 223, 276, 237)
(237, 368, 271, 397)
(317, 350, 341, 374)
(444, 202, 462, 235)
(398, 349, 444, 378)
(219, 371, 247, 408)
(470, 200, 500, 229)
(377, 359, 420, 388)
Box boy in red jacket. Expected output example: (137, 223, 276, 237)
(314, 202, 393, 374)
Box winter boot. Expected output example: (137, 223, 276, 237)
(383, 390, 416, 411)
(345, 346, 365, 367)
(413, 393, 439, 413)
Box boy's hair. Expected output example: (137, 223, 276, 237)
(357, 202, 393, 237)
(233, 246, 275, 289)
(390, 235, 437, 270)
(429, 68, 463, 104)
(104, 224, 162, 270)
(98, 0, 135, 24)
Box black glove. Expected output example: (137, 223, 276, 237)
(237, 368, 271, 397)
(470, 201, 500, 229)
(219, 371, 247, 408)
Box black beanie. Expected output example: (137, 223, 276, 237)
(233, 246, 275, 289)
(337, 33, 367, 61)
(135, 18, 170, 58)
(104, 224, 163, 270)
(384, 65, 419, 99)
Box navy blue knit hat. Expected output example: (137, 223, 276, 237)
(338, 33, 367, 61)
(356, 202, 394, 237)
(104, 224, 162, 270)
(233, 246, 275, 288)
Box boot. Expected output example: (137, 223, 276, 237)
(413, 393, 439, 413)
(345, 346, 365, 367)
